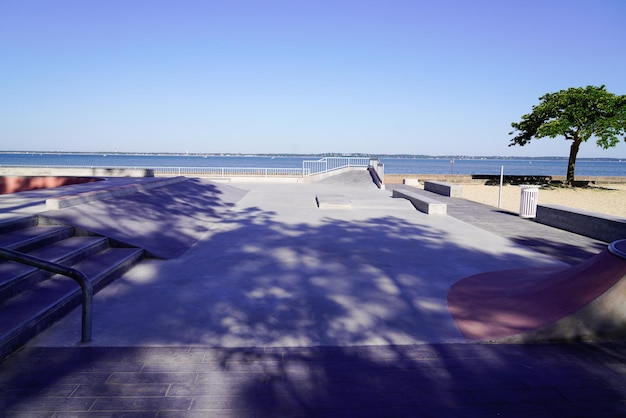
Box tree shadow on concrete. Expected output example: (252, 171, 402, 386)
(510, 236, 606, 266)
(227, 341, 626, 416)
(4, 178, 623, 414)
(2, 342, 626, 415)
(93, 201, 564, 348)
(41, 178, 248, 259)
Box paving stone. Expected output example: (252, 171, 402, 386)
(89, 396, 192, 412)
(106, 372, 197, 385)
(53, 413, 156, 418)
(140, 362, 224, 373)
(546, 400, 626, 417)
(0, 397, 96, 413)
(72, 383, 170, 397)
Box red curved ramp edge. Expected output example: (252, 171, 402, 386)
(447, 245, 626, 343)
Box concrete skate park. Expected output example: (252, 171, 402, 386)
(1, 167, 626, 416)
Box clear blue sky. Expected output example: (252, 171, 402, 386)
(1, 0, 625, 157)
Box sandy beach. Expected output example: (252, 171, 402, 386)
(386, 175, 626, 218)
(462, 183, 626, 218)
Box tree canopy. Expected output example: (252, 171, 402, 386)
(509, 85, 626, 184)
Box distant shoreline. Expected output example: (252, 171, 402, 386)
(385, 174, 626, 184)
(1, 151, 624, 162)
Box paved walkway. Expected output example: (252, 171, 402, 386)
(0, 173, 624, 416)
(3, 342, 626, 417)
(390, 184, 606, 266)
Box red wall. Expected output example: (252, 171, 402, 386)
(0, 177, 101, 194)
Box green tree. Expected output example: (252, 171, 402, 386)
(509, 85, 626, 184)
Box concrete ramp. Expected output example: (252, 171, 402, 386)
(448, 240, 626, 342)
(40, 178, 248, 259)
(312, 168, 379, 188)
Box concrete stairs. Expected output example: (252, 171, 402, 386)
(0, 215, 145, 359)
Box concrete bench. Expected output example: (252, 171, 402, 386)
(392, 188, 447, 215)
(535, 204, 626, 243)
(424, 181, 463, 197)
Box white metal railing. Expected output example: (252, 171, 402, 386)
(152, 167, 304, 177)
(1, 157, 376, 178)
(302, 157, 371, 175)
(0, 165, 304, 177)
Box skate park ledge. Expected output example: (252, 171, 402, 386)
(424, 181, 463, 197)
(536, 204, 626, 243)
(392, 188, 447, 214)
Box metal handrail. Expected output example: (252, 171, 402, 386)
(302, 157, 371, 175)
(0, 247, 93, 342)
(0, 158, 376, 178)
(152, 166, 305, 177)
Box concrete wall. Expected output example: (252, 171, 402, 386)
(367, 166, 384, 189)
(424, 181, 463, 197)
(0, 167, 154, 177)
(536, 204, 626, 243)
(0, 176, 101, 194)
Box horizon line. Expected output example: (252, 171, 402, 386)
(1, 150, 625, 161)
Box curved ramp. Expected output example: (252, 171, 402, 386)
(447, 240, 626, 342)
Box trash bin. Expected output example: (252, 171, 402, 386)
(519, 185, 539, 218)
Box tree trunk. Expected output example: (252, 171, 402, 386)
(567, 139, 581, 184)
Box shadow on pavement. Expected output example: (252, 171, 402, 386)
(2, 342, 626, 415)
(41, 178, 248, 259)
(3, 176, 624, 414)
(510, 236, 607, 266)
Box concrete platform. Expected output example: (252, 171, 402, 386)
(1, 171, 625, 415)
(316, 194, 352, 209)
(23, 173, 568, 348)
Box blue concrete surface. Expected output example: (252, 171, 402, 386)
(0, 172, 623, 415)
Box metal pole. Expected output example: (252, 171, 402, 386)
(498, 165, 504, 208)
(0, 247, 93, 342)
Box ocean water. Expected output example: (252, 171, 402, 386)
(382, 157, 626, 176)
(0, 153, 625, 177)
